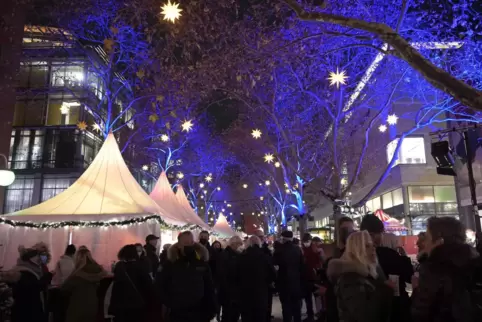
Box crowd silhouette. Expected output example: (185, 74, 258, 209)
(0, 215, 481, 322)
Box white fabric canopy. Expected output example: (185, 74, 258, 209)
(0, 133, 184, 269)
(175, 186, 210, 229)
(213, 214, 238, 238)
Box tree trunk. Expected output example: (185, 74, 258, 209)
(298, 215, 308, 236)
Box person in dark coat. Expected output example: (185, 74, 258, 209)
(135, 243, 153, 278)
(327, 231, 392, 322)
(411, 217, 477, 322)
(274, 231, 305, 322)
(238, 235, 275, 322)
(144, 235, 160, 277)
(109, 244, 154, 322)
(10, 248, 49, 322)
(254, 229, 274, 322)
(158, 231, 216, 322)
(199, 230, 213, 253)
(217, 236, 244, 322)
(361, 215, 413, 322)
(159, 243, 171, 272)
(61, 248, 108, 322)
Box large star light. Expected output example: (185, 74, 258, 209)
(251, 129, 262, 139)
(205, 174, 213, 182)
(181, 120, 193, 132)
(160, 134, 170, 142)
(328, 68, 348, 88)
(264, 153, 274, 163)
(387, 114, 398, 125)
(161, 1, 182, 23)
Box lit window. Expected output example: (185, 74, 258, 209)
(408, 186, 435, 203)
(392, 188, 403, 206)
(382, 192, 393, 209)
(4, 177, 35, 213)
(46, 100, 80, 125)
(386, 137, 426, 166)
(434, 186, 456, 203)
(51, 63, 84, 87)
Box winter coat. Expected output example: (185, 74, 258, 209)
(216, 246, 240, 304)
(237, 245, 275, 310)
(273, 241, 305, 296)
(157, 242, 216, 320)
(209, 248, 223, 282)
(61, 263, 108, 322)
(10, 261, 48, 322)
(328, 258, 392, 322)
(144, 244, 159, 277)
(52, 255, 75, 286)
(302, 245, 323, 282)
(411, 243, 477, 322)
(109, 260, 153, 316)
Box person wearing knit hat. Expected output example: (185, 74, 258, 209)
(360, 215, 385, 247)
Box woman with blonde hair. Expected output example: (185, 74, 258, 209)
(327, 231, 392, 322)
(61, 248, 107, 322)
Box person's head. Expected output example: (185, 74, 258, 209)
(312, 236, 323, 251)
(360, 215, 384, 247)
(117, 244, 138, 261)
(343, 230, 378, 277)
(74, 248, 97, 270)
(425, 217, 465, 253)
(302, 233, 313, 247)
(33, 242, 50, 265)
(281, 230, 293, 243)
(179, 231, 195, 248)
(339, 216, 354, 230)
(247, 235, 262, 248)
(199, 231, 210, 244)
(293, 238, 300, 246)
(338, 217, 355, 248)
(228, 236, 244, 252)
(416, 232, 427, 253)
(64, 244, 76, 257)
(20, 248, 41, 266)
(212, 241, 222, 250)
(254, 229, 266, 243)
(162, 243, 172, 252)
(145, 234, 159, 247)
(134, 243, 144, 257)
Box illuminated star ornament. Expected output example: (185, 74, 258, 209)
(161, 0, 182, 23)
(142, 165, 149, 171)
(387, 114, 398, 125)
(251, 129, 262, 139)
(328, 68, 348, 88)
(378, 124, 387, 133)
(160, 134, 170, 142)
(60, 104, 70, 115)
(205, 174, 213, 182)
(176, 172, 184, 179)
(181, 120, 193, 132)
(92, 123, 101, 132)
(76, 121, 88, 131)
(264, 153, 274, 163)
(274, 161, 281, 168)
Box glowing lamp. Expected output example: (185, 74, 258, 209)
(0, 169, 15, 186)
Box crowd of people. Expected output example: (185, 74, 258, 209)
(0, 214, 481, 322)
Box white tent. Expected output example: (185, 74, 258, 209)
(0, 133, 186, 269)
(175, 185, 210, 229)
(213, 214, 238, 238)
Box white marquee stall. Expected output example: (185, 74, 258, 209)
(213, 214, 238, 238)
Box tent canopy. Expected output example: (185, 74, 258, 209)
(7, 133, 184, 225)
(213, 214, 238, 238)
(175, 186, 210, 229)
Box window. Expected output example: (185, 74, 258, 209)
(434, 186, 457, 203)
(18, 61, 49, 88)
(51, 63, 84, 87)
(408, 186, 435, 203)
(366, 196, 381, 211)
(382, 192, 393, 209)
(10, 130, 45, 169)
(386, 137, 426, 166)
(392, 188, 403, 206)
(46, 100, 80, 125)
(41, 177, 76, 201)
(4, 177, 35, 213)
(13, 100, 47, 126)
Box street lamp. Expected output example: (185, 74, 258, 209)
(0, 154, 15, 186)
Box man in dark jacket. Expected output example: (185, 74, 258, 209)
(254, 229, 274, 322)
(158, 231, 216, 322)
(412, 217, 477, 322)
(238, 235, 276, 322)
(274, 231, 305, 322)
(217, 236, 244, 322)
(144, 234, 160, 277)
(302, 235, 324, 321)
(360, 215, 413, 322)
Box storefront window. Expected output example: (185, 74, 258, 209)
(434, 186, 457, 203)
(372, 197, 381, 211)
(392, 188, 403, 206)
(409, 186, 435, 203)
(387, 137, 426, 167)
(382, 192, 393, 209)
(4, 177, 35, 213)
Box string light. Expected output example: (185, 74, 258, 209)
(176, 172, 184, 179)
(243, 184, 248, 189)
(379, 124, 388, 133)
(199, 183, 205, 188)
(387, 114, 398, 125)
(142, 165, 149, 171)
(160, 134, 170, 142)
(217, 187, 221, 191)
(274, 161, 281, 168)
(265, 180, 270, 186)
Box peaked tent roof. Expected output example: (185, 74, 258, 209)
(213, 214, 238, 238)
(149, 172, 194, 225)
(175, 186, 210, 229)
(9, 133, 185, 225)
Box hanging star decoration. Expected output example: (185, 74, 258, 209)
(274, 161, 281, 168)
(387, 114, 398, 125)
(161, 0, 182, 23)
(60, 104, 70, 115)
(181, 120, 193, 132)
(76, 121, 87, 131)
(177, 172, 184, 179)
(149, 114, 159, 123)
(378, 124, 387, 133)
(328, 68, 348, 88)
(142, 165, 149, 171)
(205, 174, 213, 182)
(264, 153, 274, 163)
(242, 184, 248, 189)
(160, 134, 170, 142)
(251, 129, 262, 139)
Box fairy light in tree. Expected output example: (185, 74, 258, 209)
(264, 153, 274, 163)
(274, 161, 281, 168)
(203, 190, 207, 194)
(242, 184, 248, 189)
(142, 165, 149, 171)
(260, 196, 264, 201)
(160, 134, 170, 142)
(176, 172, 184, 179)
(251, 129, 262, 139)
(328, 68, 348, 88)
(387, 114, 398, 125)
(217, 186, 221, 191)
(160, 0, 182, 23)
(199, 183, 205, 188)
(181, 120, 193, 132)
(92, 123, 101, 132)
(378, 124, 388, 133)
(205, 174, 213, 182)
(265, 180, 270, 186)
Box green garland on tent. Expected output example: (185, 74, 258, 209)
(0, 215, 199, 231)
